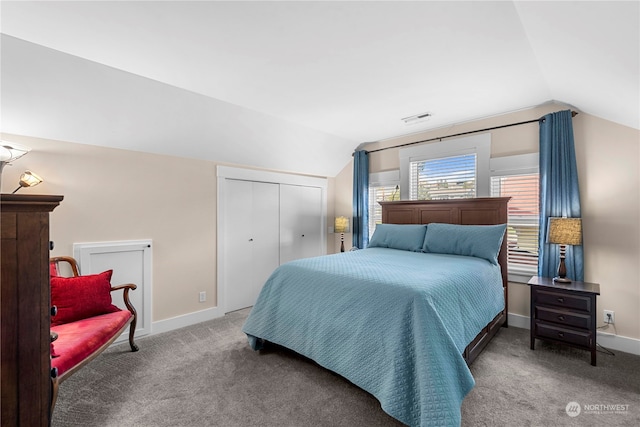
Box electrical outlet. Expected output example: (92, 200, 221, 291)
(604, 310, 615, 324)
(199, 291, 206, 303)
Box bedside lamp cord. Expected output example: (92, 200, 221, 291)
(596, 320, 617, 356)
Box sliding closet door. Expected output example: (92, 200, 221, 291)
(250, 182, 280, 299)
(280, 184, 323, 264)
(224, 179, 279, 312)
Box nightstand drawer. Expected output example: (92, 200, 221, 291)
(534, 288, 592, 313)
(535, 306, 591, 329)
(535, 322, 591, 348)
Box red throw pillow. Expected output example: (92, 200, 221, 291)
(51, 270, 120, 326)
(50, 262, 59, 277)
(51, 343, 59, 358)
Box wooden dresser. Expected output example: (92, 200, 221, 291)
(1, 194, 63, 426)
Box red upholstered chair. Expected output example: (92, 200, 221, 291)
(49, 256, 139, 417)
(49, 255, 80, 278)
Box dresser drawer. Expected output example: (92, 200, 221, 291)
(535, 306, 591, 330)
(535, 322, 591, 348)
(533, 288, 592, 313)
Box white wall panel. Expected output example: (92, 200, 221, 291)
(73, 240, 152, 340)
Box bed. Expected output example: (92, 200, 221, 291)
(242, 198, 510, 426)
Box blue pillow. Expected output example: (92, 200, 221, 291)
(368, 224, 428, 252)
(422, 223, 507, 264)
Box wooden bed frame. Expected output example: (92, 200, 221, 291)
(380, 197, 510, 365)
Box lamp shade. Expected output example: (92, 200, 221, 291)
(0, 142, 31, 163)
(14, 171, 44, 192)
(334, 216, 350, 234)
(547, 217, 582, 246)
(0, 142, 32, 191)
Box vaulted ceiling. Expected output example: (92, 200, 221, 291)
(1, 1, 638, 177)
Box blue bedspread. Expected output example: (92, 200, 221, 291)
(242, 248, 504, 426)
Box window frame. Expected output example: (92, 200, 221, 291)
(490, 153, 539, 283)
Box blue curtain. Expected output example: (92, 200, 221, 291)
(538, 110, 584, 281)
(352, 150, 369, 249)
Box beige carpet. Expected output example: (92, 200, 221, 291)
(52, 309, 640, 426)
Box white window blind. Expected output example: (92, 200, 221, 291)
(368, 185, 400, 238)
(409, 153, 477, 200)
(490, 173, 540, 279)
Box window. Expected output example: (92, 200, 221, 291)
(399, 133, 491, 200)
(368, 185, 400, 238)
(490, 153, 539, 282)
(369, 170, 400, 239)
(409, 153, 477, 200)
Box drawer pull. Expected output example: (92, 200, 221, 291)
(558, 332, 564, 338)
(557, 297, 564, 303)
(558, 315, 565, 321)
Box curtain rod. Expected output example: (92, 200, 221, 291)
(360, 110, 578, 155)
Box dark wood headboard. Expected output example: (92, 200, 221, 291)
(380, 197, 510, 318)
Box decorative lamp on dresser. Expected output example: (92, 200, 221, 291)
(1, 194, 63, 426)
(528, 276, 600, 366)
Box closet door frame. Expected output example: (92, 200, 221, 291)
(216, 166, 327, 313)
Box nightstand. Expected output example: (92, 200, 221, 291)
(528, 276, 600, 366)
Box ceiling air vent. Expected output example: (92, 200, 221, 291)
(401, 112, 432, 126)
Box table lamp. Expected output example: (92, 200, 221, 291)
(547, 217, 582, 283)
(334, 216, 350, 253)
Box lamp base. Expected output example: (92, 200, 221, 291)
(554, 246, 571, 283)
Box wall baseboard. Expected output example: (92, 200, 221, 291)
(507, 312, 530, 329)
(595, 330, 640, 356)
(151, 307, 224, 336)
(507, 312, 640, 356)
